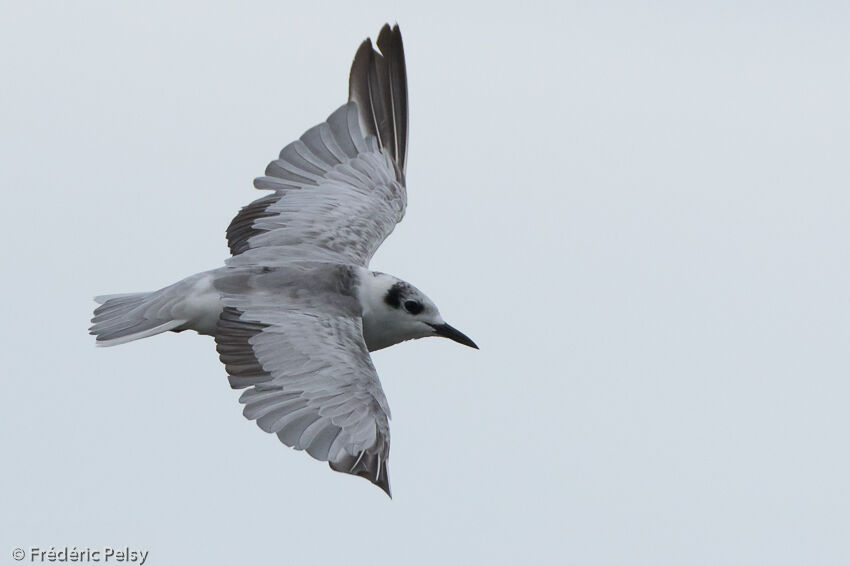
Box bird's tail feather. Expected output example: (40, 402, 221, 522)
(89, 291, 187, 347)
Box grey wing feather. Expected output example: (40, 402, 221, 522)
(349, 24, 408, 174)
(225, 194, 279, 256)
(227, 102, 405, 267)
(214, 269, 392, 496)
(376, 25, 409, 174)
(226, 24, 408, 268)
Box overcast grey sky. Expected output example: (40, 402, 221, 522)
(2, 1, 849, 564)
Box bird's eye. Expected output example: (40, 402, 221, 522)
(403, 300, 423, 315)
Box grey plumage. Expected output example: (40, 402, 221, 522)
(90, 25, 430, 497)
(216, 306, 272, 389)
(349, 24, 408, 176)
(214, 265, 392, 496)
(228, 24, 408, 268)
(218, 29, 409, 494)
(90, 289, 188, 345)
(226, 195, 280, 256)
(228, 102, 406, 268)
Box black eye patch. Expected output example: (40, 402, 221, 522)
(403, 300, 423, 315)
(384, 282, 404, 308)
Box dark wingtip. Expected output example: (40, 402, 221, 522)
(363, 461, 392, 498)
(377, 474, 392, 499)
(347, 23, 408, 175)
(329, 448, 392, 498)
(348, 38, 375, 101)
(376, 23, 398, 50)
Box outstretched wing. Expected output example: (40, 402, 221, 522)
(227, 24, 408, 268)
(214, 267, 392, 495)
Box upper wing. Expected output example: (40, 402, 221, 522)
(215, 267, 392, 495)
(227, 24, 408, 268)
(349, 23, 408, 175)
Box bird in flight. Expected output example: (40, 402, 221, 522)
(89, 24, 477, 497)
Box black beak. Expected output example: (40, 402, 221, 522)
(428, 323, 479, 349)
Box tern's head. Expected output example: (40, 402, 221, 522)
(358, 272, 478, 352)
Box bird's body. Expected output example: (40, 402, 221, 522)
(95, 264, 454, 351)
(90, 24, 476, 497)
